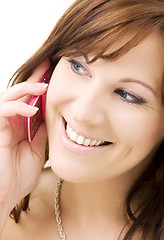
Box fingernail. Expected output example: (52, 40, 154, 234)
(35, 83, 49, 88)
(27, 105, 39, 111)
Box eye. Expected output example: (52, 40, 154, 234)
(68, 59, 91, 77)
(115, 89, 146, 105)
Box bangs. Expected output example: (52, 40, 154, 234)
(11, 0, 164, 89)
(62, 26, 154, 63)
(51, 0, 164, 62)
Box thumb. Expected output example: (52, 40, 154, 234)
(30, 122, 48, 162)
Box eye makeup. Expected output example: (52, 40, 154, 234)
(114, 88, 147, 105)
(67, 57, 147, 106)
(67, 58, 92, 78)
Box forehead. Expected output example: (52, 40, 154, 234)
(91, 32, 164, 93)
(116, 32, 163, 68)
(120, 32, 163, 89)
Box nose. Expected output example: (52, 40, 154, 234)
(71, 86, 108, 126)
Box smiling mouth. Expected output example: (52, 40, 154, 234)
(64, 119, 112, 147)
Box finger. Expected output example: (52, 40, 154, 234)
(0, 82, 48, 103)
(0, 59, 51, 102)
(0, 115, 24, 147)
(0, 101, 39, 118)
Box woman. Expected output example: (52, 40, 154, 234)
(0, 0, 163, 239)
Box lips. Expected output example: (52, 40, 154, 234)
(62, 116, 112, 147)
(60, 116, 112, 154)
(66, 122, 110, 147)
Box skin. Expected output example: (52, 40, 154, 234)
(1, 31, 164, 239)
(46, 31, 164, 183)
(47, 31, 163, 239)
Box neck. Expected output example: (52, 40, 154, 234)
(60, 152, 153, 225)
(56, 161, 149, 240)
(54, 154, 153, 239)
(60, 166, 143, 229)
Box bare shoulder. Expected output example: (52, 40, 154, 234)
(1, 168, 59, 240)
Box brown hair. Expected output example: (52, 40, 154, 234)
(9, 0, 164, 239)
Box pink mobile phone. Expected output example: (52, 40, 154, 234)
(24, 67, 54, 142)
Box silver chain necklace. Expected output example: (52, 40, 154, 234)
(54, 178, 66, 240)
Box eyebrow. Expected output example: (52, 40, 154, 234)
(119, 78, 156, 96)
(80, 56, 156, 96)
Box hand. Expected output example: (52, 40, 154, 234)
(0, 60, 50, 211)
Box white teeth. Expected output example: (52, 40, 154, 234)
(70, 131, 78, 141)
(76, 135, 85, 145)
(66, 123, 105, 147)
(90, 139, 97, 146)
(95, 140, 103, 146)
(66, 124, 72, 137)
(83, 138, 91, 146)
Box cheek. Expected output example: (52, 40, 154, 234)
(112, 109, 163, 152)
(46, 66, 73, 108)
(45, 62, 77, 138)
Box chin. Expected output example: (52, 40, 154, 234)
(49, 155, 102, 183)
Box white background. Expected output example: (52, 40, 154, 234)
(0, 0, 75, 93)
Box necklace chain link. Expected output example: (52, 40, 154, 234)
(55, 178, 66, 240)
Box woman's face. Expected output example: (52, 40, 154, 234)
(46, 32, 164, 182)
